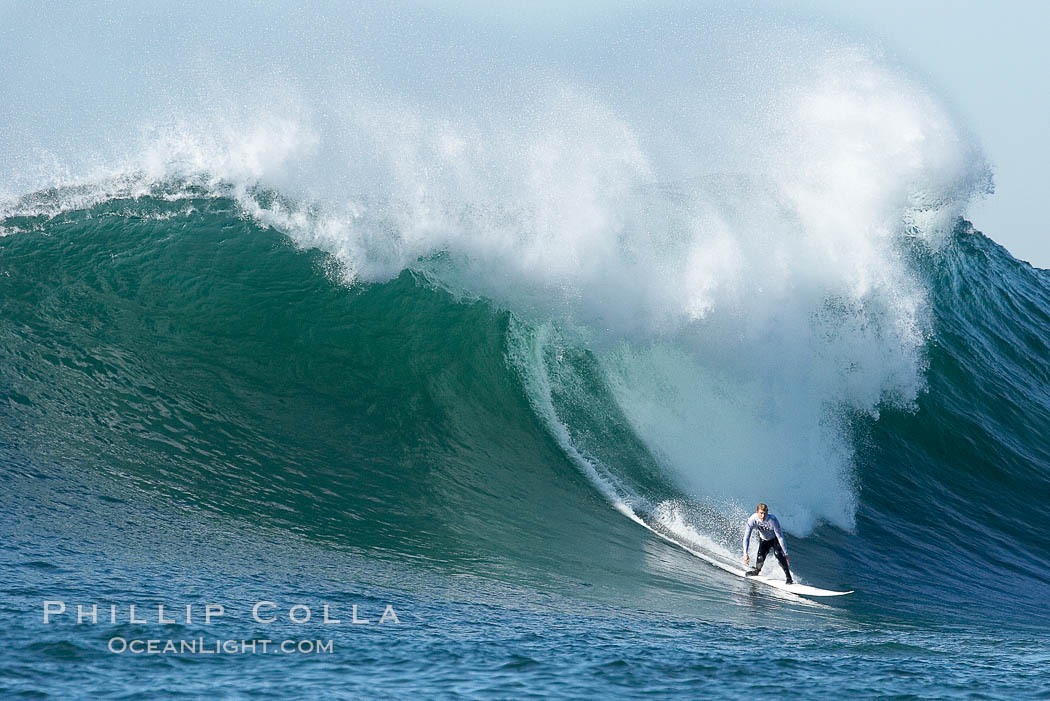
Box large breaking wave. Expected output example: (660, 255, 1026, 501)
(7, 1, 1046, 625)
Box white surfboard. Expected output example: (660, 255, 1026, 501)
(617, 505, 854, 597)
(687, 544, 853, 597)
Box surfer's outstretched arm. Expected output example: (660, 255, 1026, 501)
(742, 515, 755, 562)
(771, 515, 789, 563)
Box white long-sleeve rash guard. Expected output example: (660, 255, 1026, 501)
(743, 513, 788, 556)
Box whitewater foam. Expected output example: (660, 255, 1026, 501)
(1, 2, 992, 541)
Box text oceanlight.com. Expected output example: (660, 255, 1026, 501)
(42, 600, 401, 655)
(108, 638, 334, 655)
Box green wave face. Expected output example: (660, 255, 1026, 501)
(3, 192, 1050, 626)
(0, 194, 670, 594)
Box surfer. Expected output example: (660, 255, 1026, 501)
(742, 503, 793, 584)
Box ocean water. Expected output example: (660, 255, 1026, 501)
(2, 2, 1049, 698)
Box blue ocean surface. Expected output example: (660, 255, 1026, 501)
(2, 2, 1048, 698)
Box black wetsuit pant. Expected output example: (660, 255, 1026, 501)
(754, 538, 792, 580)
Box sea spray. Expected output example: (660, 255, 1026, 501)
(0, 1, 991, 540)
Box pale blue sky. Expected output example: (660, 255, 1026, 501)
(3, 1, 1045, 266)
(440, 0, 1050, 267)
(781, 0, 1050, 267)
